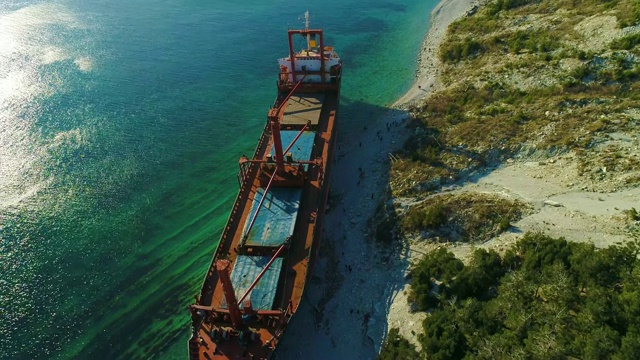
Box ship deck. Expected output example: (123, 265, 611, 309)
(242, 187, 303, 247)
(190, 89, 339, 360)
(281, 95, 324, 126)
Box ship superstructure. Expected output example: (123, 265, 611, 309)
(188, 12, 341, 360)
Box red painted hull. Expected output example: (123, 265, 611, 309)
(188, 24, 341, 360)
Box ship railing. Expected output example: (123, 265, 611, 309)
(199, 122, 271, 304)
(277, 75, 341, 90)
(219, 124, 271, 247)
(306, 95, 336, 272)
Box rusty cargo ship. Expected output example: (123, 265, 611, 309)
(188, 12, 341, 360)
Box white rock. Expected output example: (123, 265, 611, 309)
(543, 200, 563, 207)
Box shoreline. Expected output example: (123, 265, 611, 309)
(394, 0, 479, 108)
(276, 0, 480, 358)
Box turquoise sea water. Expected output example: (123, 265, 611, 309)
(0, 0, 438, 358)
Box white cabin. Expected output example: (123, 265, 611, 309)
(278, 47, 341, 84)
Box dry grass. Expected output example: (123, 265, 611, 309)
(391, 0, 640, 197)
(400, 192, 532, 243)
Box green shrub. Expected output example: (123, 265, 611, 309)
(610, 33, 640, 50)
(487, 0, 539, 16)
(449, 15, 499, 36)
(440, 37, 484, 63)
(617, 0, 640, 28)
(569, 64, 591, 81)
(497, 217, 511, 231)
(516, 232, 572, 273)
(410, 145, 441, 165)
(403, 203, 447, 232)
(422, 203, 447, 229)
(378, 328, 420, 360)
(498, 30, 560, 54)
(410, 248, 464, 310)
(450, 249, 505, 299)
(419, 308, 468, 360)
(410, 233, 640, 359)
(400, 193, 529, 242)
(624, 207, 640, 221)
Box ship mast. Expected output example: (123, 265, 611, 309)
(305, 10, 310, 49)
(268, 75, 307, 174)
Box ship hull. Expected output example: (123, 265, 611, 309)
(188, 81, 339, 359)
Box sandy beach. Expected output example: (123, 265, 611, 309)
(394, 0, 481, 107)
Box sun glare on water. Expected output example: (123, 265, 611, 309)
(0, 2, 95, 210)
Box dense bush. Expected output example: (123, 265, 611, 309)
(419, 309, 468, 360)
(409, 248, 464, 310)
(450, 248, 505, 299)
(402, 203, 447, 232)
(402, 232, 640, 359)
(378, 328, 420, 360)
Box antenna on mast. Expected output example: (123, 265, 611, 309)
(305, 10, 310, 49)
